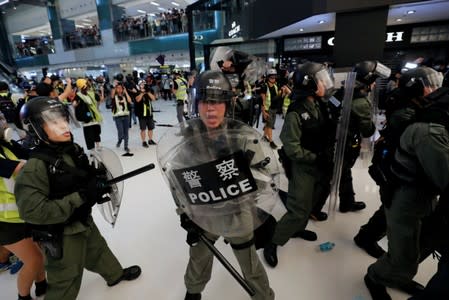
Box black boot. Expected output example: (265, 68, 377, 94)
(107, 265, 142, 286)
(364, 274, 392, 300)
(185, 292, 202, 300)
(263, 242, 278, 267)
(354, 233, 385, 259)
(340, 201, 366, 213)
(18, 295, 32, 300)
(35, 279, 48, 296)
(397, 280, 425, 296)
(292, 229, 317, 241)
(310, 211, 328, 221)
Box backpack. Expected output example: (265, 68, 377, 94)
(75, 96, 94, 123)
(0, 93, 16, 123)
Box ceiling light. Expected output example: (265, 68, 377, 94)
(82, 23, 91, 26)
(406, 10, 416, 15)
(13, 5, 16, 10)
(157, 7, 165, 11)
(151, 1, 160, 6)
(318, 20, 325, 24)
(137, 9, 146, 14)
(82, 19, 91, 22)
(396, 18, 403, 22)
(299, 28, 304, 32)
(149, 13, 156, 16)
(171, 1, 179, 6)
(0, 0, 9, 6)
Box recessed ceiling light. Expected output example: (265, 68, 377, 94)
(157, 7, 165, 11)
(396, 18, 403, 22)
(171, 1, 179, 6)
(82, 19, 91, 22)
(151, 1, 160, 6)
(137, 9, 146, 14)
(406, 10, 416, 15)
(0, 0, 9, 6)
(299, 28, 304, 32)
(149, 13, 156, 16)
(318, 20, 325, 24)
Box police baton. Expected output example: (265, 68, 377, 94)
(105, 163, 155, 186)
(198, 233, 256, 297)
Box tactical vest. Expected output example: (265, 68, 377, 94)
(265, 84, 278, 111)
(0, 146, 23, 223)
(288, 98, 327, 154)
(30, 144, 89, 200)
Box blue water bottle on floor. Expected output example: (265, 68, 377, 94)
(319, 242, 335, 252)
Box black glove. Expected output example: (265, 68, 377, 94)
(67, 202, 92, 225)
(80, 177, 112, 206)
(180, 213, 202, 247)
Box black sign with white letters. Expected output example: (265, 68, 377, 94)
(173, 151, 258, 205)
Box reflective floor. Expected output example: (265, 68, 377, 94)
(1, 99, 437, 300)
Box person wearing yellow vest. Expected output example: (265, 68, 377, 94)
(172, 70, 188, 124)
(111, 83, 132, 152)
(0, 112, 47, 300)
(261, 69, 282, 149)
(73, 78, 103, 150)
(136, 81, 157, 147)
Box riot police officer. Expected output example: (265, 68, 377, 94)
(339, 61, 390, 213)
(263, 62, 335, 267)
(158, 70, 275, 300)
(14, 97, 141, 300)
(354, 67, 443, 259)
(364, 68, 444, 299)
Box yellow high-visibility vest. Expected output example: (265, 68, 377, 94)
(0, 146, 23, 223)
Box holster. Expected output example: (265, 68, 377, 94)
(30, 224, 64, 260)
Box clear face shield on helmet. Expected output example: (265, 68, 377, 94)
(31, 105, 73, 143)
(372, 61, 392, 80)
(420, 71, 444, 92)
(314, 68, 335, 99)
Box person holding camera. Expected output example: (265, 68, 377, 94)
(135, 80, 157, 147)
(15, 97, 141, 300)
(111, 83, 132, 152)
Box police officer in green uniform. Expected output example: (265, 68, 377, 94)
(355, 67, 443, 259)
(364, 69, 445, 300)
(263, 62, 335, 267)
(14, 97, 141, 300)
(161, 71, 275, 300)
(338, 61, 390, 212)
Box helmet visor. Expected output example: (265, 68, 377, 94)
(315, 68, 334, 93)
(421, 71, 444, 89)
(373, 61, 391, 79)
(34, 106, 71, 140)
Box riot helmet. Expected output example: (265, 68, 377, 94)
(293, 62, 335, 98)
(353, 60, 391, 86)
(20, 97, 71, 144)
(399, 66, 444, 97)
(193, 70, 233, 115)
(266, 69, 277, 77)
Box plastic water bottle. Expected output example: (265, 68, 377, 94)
(319, 241, 335, 252)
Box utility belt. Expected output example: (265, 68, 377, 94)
(176, 100, 184, 106)
(29, 223, 64, 259)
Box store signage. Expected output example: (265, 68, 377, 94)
(228, 21, 241, 38)
(326, 31, 405, 46)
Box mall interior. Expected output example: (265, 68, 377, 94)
(1, 0, 449, 299)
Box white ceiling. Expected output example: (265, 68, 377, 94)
(260, 0, 449, 38)
(117, 0, 193, 16)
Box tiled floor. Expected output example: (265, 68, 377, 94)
(1, 99, 437, 299)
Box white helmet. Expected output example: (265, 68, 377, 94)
(266, 69, 277, 77)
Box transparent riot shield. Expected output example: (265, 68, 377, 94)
(157, 118, 283, 237)
(328, 72, 357, 213)
(90, 148, 124, 226)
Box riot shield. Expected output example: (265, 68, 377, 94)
(89, 148, 124, 226)
(328, 72, 357, 213)
(157, 118, 283, 237)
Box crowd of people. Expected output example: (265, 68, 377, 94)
(15, 38, 53, 58)
(1, 52, 449, 300)
(62, 24, 101, 50)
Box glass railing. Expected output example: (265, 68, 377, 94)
(15, 37, 55, 58)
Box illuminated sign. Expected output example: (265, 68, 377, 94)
(228, 21, 241, 38)
(326, 31, 405, 46)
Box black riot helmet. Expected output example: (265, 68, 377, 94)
(399, 66, 444, 98)
(353, 60, 391, 86)
(292, 62, 335, 98)
(20, 96, 70, 144)
(193, 70, 234, 113)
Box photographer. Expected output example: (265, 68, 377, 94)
(135, 80, 157, 147)
(111, 83, 132, 152)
